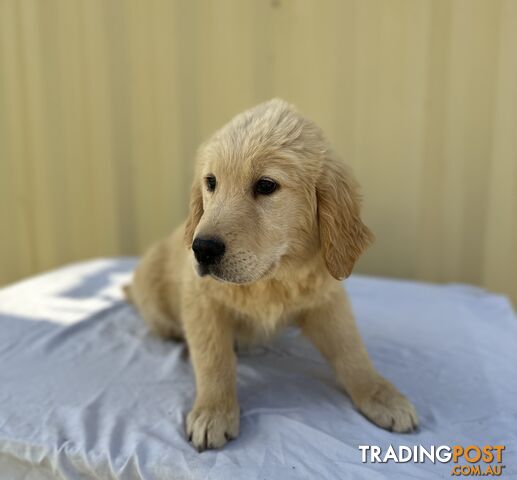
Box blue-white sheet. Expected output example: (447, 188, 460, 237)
(0, 259, 515, 479)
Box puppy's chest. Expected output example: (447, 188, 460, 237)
(225, 276, 327, 335)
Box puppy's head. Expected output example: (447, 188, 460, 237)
(185, 99, 373, 284)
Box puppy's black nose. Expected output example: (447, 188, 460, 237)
(192, 236, 225, 266)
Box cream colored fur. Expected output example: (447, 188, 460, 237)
(127, 99, 418, 451)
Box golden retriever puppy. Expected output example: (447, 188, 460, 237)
(126, 99, 418, 451)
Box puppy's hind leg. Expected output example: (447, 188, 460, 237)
(124, 280, 183, 340)
(127, 242, 185, 341)
(140, 298, 184, 341)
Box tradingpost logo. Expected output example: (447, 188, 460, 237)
(359, 444, 506, 476)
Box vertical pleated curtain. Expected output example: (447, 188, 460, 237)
(0, 0, 515, 304)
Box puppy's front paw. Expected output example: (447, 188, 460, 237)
(186, 402, 240, 451)
(354, 378, 418, 433)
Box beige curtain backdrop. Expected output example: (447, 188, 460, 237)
(0, 0, 516, 304)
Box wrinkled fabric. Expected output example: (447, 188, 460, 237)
(0, 259, 515, 479)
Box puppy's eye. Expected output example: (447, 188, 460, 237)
(206, 175, 216, 192)
(254, 178, 278, 196)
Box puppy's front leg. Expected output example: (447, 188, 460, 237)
(183, 300, 239, 451)
(299, 289, 418, 433)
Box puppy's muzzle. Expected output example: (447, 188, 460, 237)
(192, 236, 226, 267)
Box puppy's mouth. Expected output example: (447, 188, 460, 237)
(195, 260, 278, 285)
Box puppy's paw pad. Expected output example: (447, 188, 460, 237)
(186, 405, 240, 451)
(356, 380, 418, 433)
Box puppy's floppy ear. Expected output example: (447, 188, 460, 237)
(317, 157, 374, 280)
(184, 179, 203, 247)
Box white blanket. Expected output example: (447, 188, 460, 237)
(0, 259, 515, 479)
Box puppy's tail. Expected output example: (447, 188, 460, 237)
(122, 283, 134, 304)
